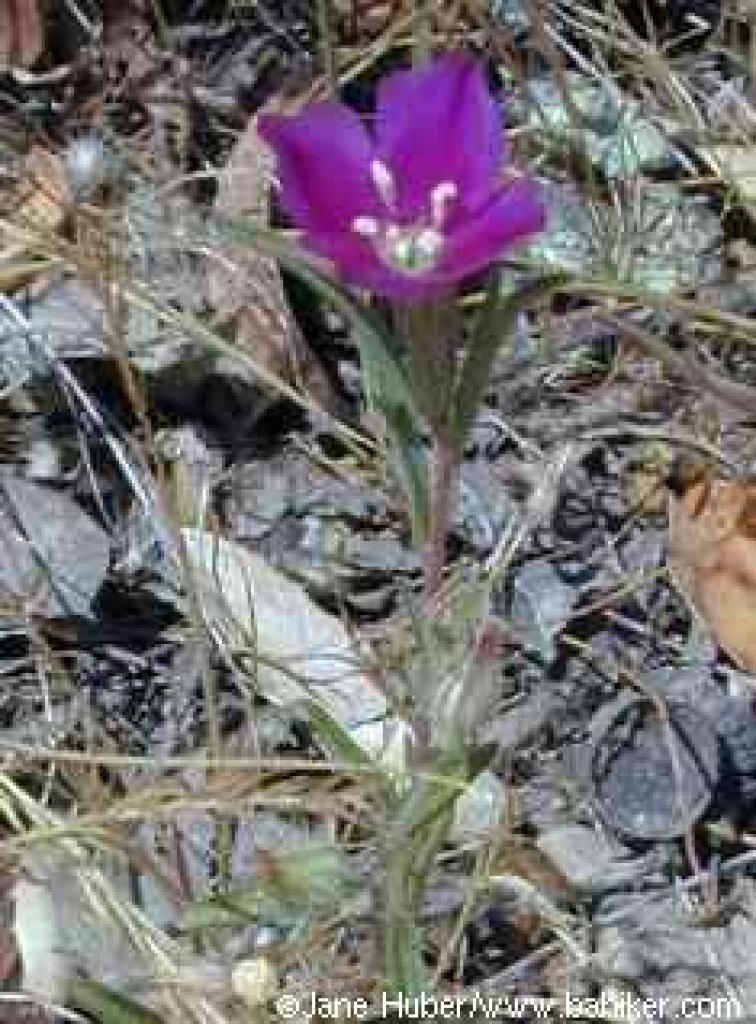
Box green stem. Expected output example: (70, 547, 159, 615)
(402, 302, 463, 601)
(452, 273, 565, 446)
(412, 0, 433, 66)
(383, 757, 467, 996)
(316, 0, 337, 96)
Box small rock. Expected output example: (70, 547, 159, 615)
(589, 694, 720, 840)
(511, 558, 577, 660)
(0, 474, 109, 617)
(451, 771, 505, 840)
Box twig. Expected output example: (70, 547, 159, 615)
(597, 313, 756, 417)
(0, 294, 174, 553)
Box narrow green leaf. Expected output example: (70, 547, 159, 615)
(67, 979, 164, 1024)
(180, 888, 268, 931)
(304, 700, 372, 766)
(215, 219, 417, 416)
(217, 219, 429, 539)
(452, 272, 567, 444)
(383, 403, 428, 543)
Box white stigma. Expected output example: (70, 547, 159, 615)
(383, 224, 443, 273)
(415, 228, 444, 260)
(370, 159, 396, 209)
(430, 181, 458, 228)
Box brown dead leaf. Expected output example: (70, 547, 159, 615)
(101, 0, 157, 86)
(210, 105, 339, 413)
(0, 923, 18, 982)
(491, 839, 574, 902)
(6, 146, 69, 235)
(0, 0, 43, 70)
(335, 0, 402, 38)
(10, 0, 41, 68)
(668, 465, 756, 672)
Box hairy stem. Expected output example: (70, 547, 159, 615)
(423, 431, 460, 604)
(402, 300, 460, 596)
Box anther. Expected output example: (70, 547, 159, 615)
(430, 181, 457, 229)
(371, 159, 396, 209)
(352, 215, 381, 238)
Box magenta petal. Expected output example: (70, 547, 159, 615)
(440, 178, 546, 280)
(302, 229, 386, 287)
(374, 53, 503, 221)
(258, 105, 379, 234)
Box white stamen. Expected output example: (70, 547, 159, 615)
(371, 159, 396, 208)
(430, 181, 457, 228)
(352, 215, 381, 238)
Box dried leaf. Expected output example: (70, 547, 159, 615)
(0, 2, 12, 67)
(493, 838, 573, 901)
(0, 0, 43, 70)
(0, 146, 69, 289)
(8, 147, 69, 234)
(0, 924, 18, 983)
(180, 527, 400, 760)
(14, 847, 149, 1002)
(8, 0, 42, 67)
(668, 468, 756, 671)
(211, 107, 337, 410)
(700, 144, 756, 208)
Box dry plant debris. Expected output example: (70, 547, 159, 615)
(0, 1, 755, 1022)
(668, 463, 756, 671)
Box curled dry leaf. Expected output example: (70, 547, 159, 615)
(180, 527, 396, 760)
(667, 465, 756, 672)
(210, 103, 338, 412)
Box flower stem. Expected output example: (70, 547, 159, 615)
(411, 0, 433, 66)
(423, 430, 459, 603)
(401, 302, 461, 603)
(316, 0, 337, 97)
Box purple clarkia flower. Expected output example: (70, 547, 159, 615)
(258, 53, 545, 303)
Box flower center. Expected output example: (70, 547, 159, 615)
(350, 161, 457, 276)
